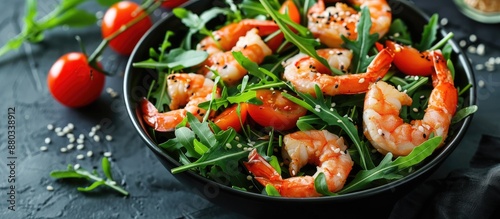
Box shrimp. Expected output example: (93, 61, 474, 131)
(197, 19, 278, 85)
(244, 130, 354, 197)
(308, 0, 392, 48)
(282, 47, 394, 96)
(362, 50, 458, 156)
(140, 73, 219, 132)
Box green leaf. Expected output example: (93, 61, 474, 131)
(269, 155, 281, 175)
(193, 139, 210, 155)
(50, 170, 88, 179)
(186, 113, 217, 148)
(265, 184, 281, 196)
(133, 49, 208, 70)
(175, 126, 201, 158)
(387, 18, 412, 45)
(341, 6, 378, 74)
(96, 0, 121, 7)
(416, 14, 438, 51)
(452, 105, 478, 124)
(392, 136, 442, 168)
(77, 181, 106, 192)
(41, 9, 97, 28)
(314, 172, 337, 196)
(101, 157, 113, 181)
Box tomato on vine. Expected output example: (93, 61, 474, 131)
(101, 1, 153, 55)
(47, 52, 106, 108)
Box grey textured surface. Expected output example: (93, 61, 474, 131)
(0, 0, 498, 218)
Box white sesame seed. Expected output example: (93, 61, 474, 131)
(469, 34, 477, 42)
(77, 138, 84, 144)
(56, 132, 65, 137)
(67, 144, 74, 150)
(86, 150, 93, 157)
(330, 108, 334, 111)
(336, 172, 342, 177)
(495, 57, 500, 64)
(420, 95, 425, 99)
(104, 152, 112, 157)
(226, 143, 232, 149)
(44, 137, 51, 144)
(79, 134, 85, 139)
(62, 126, 70, 133)
(478, 80, 485, 88)
(414, 76, 419, 80)
(55, 127, 62, 132)
(377, 129, 383, 135)
(106, 87, 114, 93)
(60, 147, 68, 153)
(110, 92, 118, 98)
(476, 44, 485, 56)
(74, 164, 81, 170)
(397, 85, 402, 91)
(95, 125, 101, 130)
(331, 102, 336, 107)
(459, 40, 467, 48)
(246, 175, 253, 180)
(93, 135, 100, 142)
(76, 154, 85, 160)
(315, 108, 321, 112)
(68, 138, 75, 143)
(40, 146, 48, 151)
(77, 144, 85, 150)
(91, 127, 97, 132)
(413, 108, 419, 112)
(475, 64, 485, 71)
(337, 119, 342, 123)
(105, 135, 113, 141)
(440, 17, 448, 26)
(47, 124, 54, 130)
(66, 133, 74, 139)
(333, 148, 340, 153)
(237, 143, 242, 148)
(358, 78, 365, 83)
(235, 136, 239, 141)
(468, 45, 476, 54)
(46, 185, 54, 191)
(418, 126, 425, 132)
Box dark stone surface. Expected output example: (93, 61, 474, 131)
(0, 0, 498, 218)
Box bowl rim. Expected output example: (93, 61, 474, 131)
(124, 0, 477, 202)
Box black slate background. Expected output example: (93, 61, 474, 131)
(0, 0, 499, 218)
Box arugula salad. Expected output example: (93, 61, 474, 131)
(133, 0, 476, 197)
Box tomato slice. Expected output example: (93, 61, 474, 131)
(385, 40, 434, 76)
(213, 103, 248, 132)
(247, 89, 307, 131)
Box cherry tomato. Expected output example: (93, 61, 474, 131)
(159, 0, 188, 9)
(385, 40, 434, 76)
(47, 52, 106, 108)
(101, 1, 153, 55)
(247, 89, 307, 131)
(279, 0, 301, 24)
(213, 103, 248, 132)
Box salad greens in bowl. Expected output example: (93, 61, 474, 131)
(124, 0, 476, 217)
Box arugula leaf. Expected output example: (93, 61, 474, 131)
(133, 49, 208, 70)
(387, 18, 412, 45)
(50, 157, 128, 196)
(416, 14, 438, 51)
(341, 6, 378, 74)
(265, 184, 281, 196)
(338, 136, 442, 194)
(452, 105, 478, 124)
(314, 172, 337, 196)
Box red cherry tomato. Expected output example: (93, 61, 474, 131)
(279, 0, 301, 24)
(213, 103, 248, 132)
(160, 0, 188, 9)
(247, 89, 307, 131)
(385, 40, 434, 76)
(101, 1, 153, 55)
(47, 52, 106, 108)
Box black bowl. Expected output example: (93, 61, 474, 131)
(124, 0, 476, 218)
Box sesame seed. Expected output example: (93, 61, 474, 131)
(235, 136, 239, 141)
(77, 144, 85, 150)
(86, 151, 93, 157)
(469, 34, 477, 42)
(377, 129, 383, 135)
(397, 85, 402, 91)
(60, 147, 68, 153)
(47, 124, 54, 130)
(246, 175, 253, 180)
(477, 44, 485, 56)
(440, 18, 448, 26)
(418, 126, 425, 132)
(315, 108, 321, 112)
(336, 172, 342, 177)
(67, 144, 74, 150)
(79, 134, 85, 139)
(76, 154, 85, 160)
(57, 132, 65, 137)
(40, 146, 48, 151)
(478, 80, 485, 88)
(459, 40, 467, 48)
(77, 138, 84, 144)
(62, 127, 70, 133)
(226, 143, 232, 149)
(337, 119, 342, 123)
(95, 125, 101, 130)
(333, 148, 340, 153)
(45, 137, 51, 144)
(105, 135, 113, 141)
(74, 164, 81, 170)
(475, 64, 484, 71)
(468, 45, 476, 53)
(55, 127, 62, 132)
(331, 102, 336, 107)
(68, 138, 75, 143)
(413, 108, 419, 112)
(358, 78, 365, 83)
(46, 185, 54, 191)
(67, 123, 74, 130)
(420, 95, 425, 99)
(93, 135, 100, 142)
(237, 143, 242, 148)
(104, 152, 112, 157)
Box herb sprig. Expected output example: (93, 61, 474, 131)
(50, 157, 129, 196)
